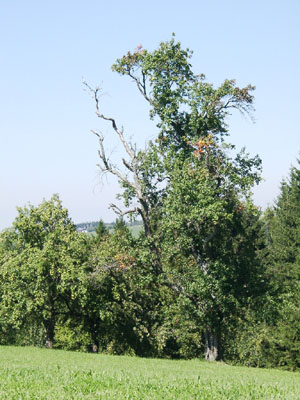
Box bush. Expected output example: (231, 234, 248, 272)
(54, 322, 91, 352)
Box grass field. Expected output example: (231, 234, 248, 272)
(0, 346, 299, 399)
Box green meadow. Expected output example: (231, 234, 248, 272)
(0, 346, 299, 399)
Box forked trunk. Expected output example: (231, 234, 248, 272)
(205, 326, 221, 361)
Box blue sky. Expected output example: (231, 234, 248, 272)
(1, 0, 299, 230)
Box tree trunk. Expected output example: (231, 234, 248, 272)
(205, 326, 221, 361)
(92, 336, 99, 353)
(92, 343, 99, 353)
(45, 326, 54, 349)
(45, 320, 55, 349)
(89, 321, 99, 353)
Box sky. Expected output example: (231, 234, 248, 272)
(0, 0, 299, 230)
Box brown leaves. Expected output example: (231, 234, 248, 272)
(114, 253, 135, 271)
(189, 134, 215, 158)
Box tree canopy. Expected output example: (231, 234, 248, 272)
(0, 195, 89, 348)
(0, 37, 299, 369)
(85, 36, 263, 360)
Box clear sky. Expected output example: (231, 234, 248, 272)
(1, 0, 299, 230)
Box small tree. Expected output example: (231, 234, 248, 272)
(95, 219, 109, 243)
(0, 194, 88, 348)
(83, 222, 165, 356)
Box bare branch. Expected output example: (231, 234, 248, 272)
(86, 80, 153, 237)
(122, 158, 133, 172)
(84, 81, 136, 160)
(128, 71, 152, 104)
(109, 203, 139, 217)
(91, 129, 133, 188)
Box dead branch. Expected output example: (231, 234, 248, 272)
(128, 71, 152, 104)
(109, 203, 139, 217)
(91, 129, 133, 188)
(84, 81, 135, 160)
(86, 80, 155, 237)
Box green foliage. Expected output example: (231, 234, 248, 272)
(224, 161, 300, 370)
(259, 161, 300, 369)
(54, 321, 91, 352)
(80, 222, 194, 358)
(271, 291, 300, 370)
(266, 161, 300, 292)
(155, 294, 204, 359)
(112, 35, 255, 154)
(1, 36, 300, 370)
(111, 36, 263, 361)
(0, 195, 89, 347)
(222, 295, 300, 371)
(94, 219, 109, 245)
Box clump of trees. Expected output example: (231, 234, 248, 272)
(0, 37, 299, 369)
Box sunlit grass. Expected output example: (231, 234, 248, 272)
(0, 346, 299, 399)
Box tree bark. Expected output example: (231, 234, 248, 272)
(205, 326, 221, 361)
(91, 335, 99, 353)
(45, 322, 55, 349)
(89, 320, 99, 353)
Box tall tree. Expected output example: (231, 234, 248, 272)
(87, 35, 262, 360)
(85, 35, 256, 235)
(266, 161, 300, 292)
(159, 138, 262, 360)
(262, 160, 300, 368)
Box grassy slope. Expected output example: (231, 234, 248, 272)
(0, 346, 299, 399)
(128, 224, 143, 237)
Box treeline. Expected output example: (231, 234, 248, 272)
(0, 37, 299, 370)
(0, 172, 299, 370)
(76, 220, 143, 233)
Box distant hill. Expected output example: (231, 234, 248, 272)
(76, 220, 143, 236)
